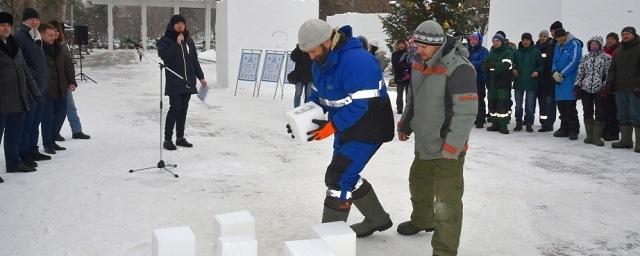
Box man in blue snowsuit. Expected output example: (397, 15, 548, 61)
(295, 19, 395, 237)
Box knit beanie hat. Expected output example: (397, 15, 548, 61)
(492, 34, 505, 44)
(496, 30, 507, 39)
(22, 7, 39, 21)
(413, 20, 446, 46)
(539, 30, 550, 37)
(468, 33, 480, 42)
(0, 12, 13, 25)
(298, 19, 334, 52)
(550, 21, 563, 31)
(622, 26, 637, 36)
(169, 15, 186, 27)
(606, 32, 619, 42)
(521, 32, 533, 41)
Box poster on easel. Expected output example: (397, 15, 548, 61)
(256, 50, 285, 99)
(234, 49, 262, 96)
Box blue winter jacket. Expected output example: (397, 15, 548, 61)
(13, 23, 49, 94)
(552, 33, 583, 101)
(309, 26, 394, 144)
(467, 32, 489, 84)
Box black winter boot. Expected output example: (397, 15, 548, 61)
(583, 119, 594, 144)
(554, 128, 569, 137)
(397, 221, 434, 235)
(53, 143, 66, 151)
(33, 151, 52, 161)
(350, 187, 393, 238)
(22, 155, 38, 168)
(7, 163, 37, 173)
(486, 122, 499, 132)
(176, 138, 193, 148)
(499, 125, 510, 134)
(163, 140, 177, 150)
(55, 134, 65, 142)
(514, 122, 523, 132)
(72, 132, 91, 140)
(526, 125, 534, 133)
(44, 147, 56, 155)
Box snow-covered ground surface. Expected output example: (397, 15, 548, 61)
(1, 50, 639, 256)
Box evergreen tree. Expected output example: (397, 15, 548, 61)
(381, 0, 489, 46)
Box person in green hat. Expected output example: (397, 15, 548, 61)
(397, 20, 477, 256)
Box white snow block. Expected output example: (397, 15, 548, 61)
(152, 226, 195, 256)
(214, 210, 256, 238)
(217, 235, 257, 256)
(311, 222, 356, 256)
(285, 101, 326, 142)
(284, 239, 336, 256)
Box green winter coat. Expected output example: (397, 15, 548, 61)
(483, 45, 514, 89)
(513, 43, 543, 91)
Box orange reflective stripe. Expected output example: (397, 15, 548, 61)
(412, 63, 448, 75)
(459, 94, 479, 101)
(442, 143, 458, 154)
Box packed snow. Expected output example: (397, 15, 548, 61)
(1, 50, 639, 256)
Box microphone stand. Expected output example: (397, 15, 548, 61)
(128, 43, 188, 178)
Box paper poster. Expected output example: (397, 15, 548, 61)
(238, 52, 261, 81)
(260, 52, 285, 83)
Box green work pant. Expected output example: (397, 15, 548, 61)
(487, 87, 512, 128)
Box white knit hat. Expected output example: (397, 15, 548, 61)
(298, 19, 333, 52)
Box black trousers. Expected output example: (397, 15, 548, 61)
(603, 93, 620, 137)
(557, 100, 580, 133)
(475, 81, 487, 124)
(396, 81, 409, 112)
(165, 93, 191, 141)
(580, 90, 606, 121)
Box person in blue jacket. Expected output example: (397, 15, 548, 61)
(551, 28, 583, 140)
(467, 32, 489, 128)
(158, 15, 208, 150)
(293, 19, 395, 237)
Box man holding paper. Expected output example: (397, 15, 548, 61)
(295, 19, 394, 237)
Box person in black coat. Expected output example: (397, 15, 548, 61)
(391, 39, 410, 114)
(535, 21, 563, 132)
(13, 8, 51, 164)
(0, 12, 42, 176)
(288, 44, 314, 107)
(157, 15, 207, 150)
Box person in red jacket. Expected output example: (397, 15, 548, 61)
(601, 32, 621, 141)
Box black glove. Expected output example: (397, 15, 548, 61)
(285, 124, 295, 139)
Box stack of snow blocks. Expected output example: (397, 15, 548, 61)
(214, 210, 257, 256)
(152, 226, 196, 256)
(284, 221, 356, 256)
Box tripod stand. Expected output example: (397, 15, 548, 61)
(75, 44, 97, 83)
(128, 47, 187, 178)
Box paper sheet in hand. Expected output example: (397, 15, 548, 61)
(285, 102, 326, 142)
(197, 86, 209, 103)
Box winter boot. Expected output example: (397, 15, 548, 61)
(612, 125, 634, 149)
(72, 132, 91, 140)
(53, 143, 66, 151)
(0, 176, 3, 183)
(7, 163, 37, 173)
(350, 187, 393, 238)
(396, 221, 434, 235)
(635, 126, 640, 153)
(486, 122, 499, 132)
(583, 119, 594, 144)
(514, 122, 523, 132)
(55, 134, 65, 142)
(591, 121, 605, 147)
(499, 125, 510, 134)
(163, 140, 177, 150)
(538, 126, 554, 132)
(22, 155, 38, 168)
(526, 125, 534, 132)
(569, 131, 579, 140)
(475, 122, 484, 129)
(44, 147, 56, 155)
(176, 138, 193, 148)
(322, 204, 350, 223)
(554, 128, 569, 137)
(33, 151, 52, 161)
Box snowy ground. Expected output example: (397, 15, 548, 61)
(1, 50, 639, 256)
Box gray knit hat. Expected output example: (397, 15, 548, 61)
(413, 20, 445, 46)
(298, 19, 333, 52)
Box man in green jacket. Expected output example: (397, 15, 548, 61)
(397, 20, 478, 256)
(483, 34, 515, 134)
(513, 33, 543, 132)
